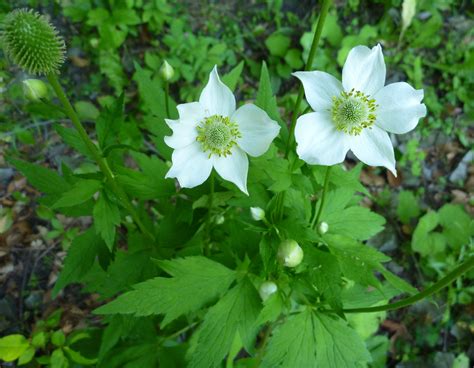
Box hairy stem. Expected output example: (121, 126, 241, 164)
(311, 166, 331, 228)
(164, 82, 170, 118)
(343, 255, 474, 314)
(205, 173, 215, 255)
(47, 73, 155, 241)
(284, 0, 332, 157)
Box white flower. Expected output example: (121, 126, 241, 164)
(277, 239, 304, 268)
(293, 44, 426, 175)
(259, 281, 278, 301)
(165, 66, 280, 194)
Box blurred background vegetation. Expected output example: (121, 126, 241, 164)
(0, 0, 472, 367)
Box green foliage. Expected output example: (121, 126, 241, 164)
(262, 309, 371, 367)
(95, 257, 236, 327)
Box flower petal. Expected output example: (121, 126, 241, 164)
(177, 102, 206, 123)
(374, 82, 427, 134)
(164, 102, 205, 149)
(165, 142, 213, 188)
(350, 126, 396, 175)
(342, 44, 386, 96)
(214, 147, 249, 194)
(199, 66, 236, 117)
(232, 104, 280, 157)
(293, 71, 343, 111)
(295, 112, 351, 166)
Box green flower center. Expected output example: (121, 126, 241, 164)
(196, 115, 241, 157)
(331, 89, 377, 135)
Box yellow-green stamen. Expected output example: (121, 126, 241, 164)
(331, 89, 377, 135)
(196, 115, 241, 157)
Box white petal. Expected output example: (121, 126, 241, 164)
(164, 102, 205, 149)
(177, 102, 206, 123)
(374, 82, 427, 134)
(350, 126, 396, 175)
(199, 66, 236, 117)
(295, 112, 351, 166)
(164, 118, 198, 149)
(165, 142, 213, 188)
(231, 104, 280, 157)
(342, 44, 386, 96)
(214, 147, 249, 194)
(292, 71, 343, 111)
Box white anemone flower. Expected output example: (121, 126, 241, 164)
(293, 44, 426, 175)
(165, 66, 280, 194)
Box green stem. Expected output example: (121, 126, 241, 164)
(284, 0, 332, 158)
(46, 74, 155, 241)
(343, 256, 474, 314)
(164, 82, 170, 118)
(205, 173, 215, 255)
(310, 166, 331, 228)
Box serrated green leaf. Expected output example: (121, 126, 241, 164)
(54, 125, 92, 158)
(325, 206, 386, 240)
(52, 179, 102, 209)
(262, 309, 317, 368)
(53, 227, 105, 297)
(95, 257, 236, 327)
(96, 94, 124, 148)
(188, 278, 261, 368)
(93, 191, 121, 250)
(221, 61, 245, 91)
(8, 158, 70, 195)
(326, 234, 390, 289)
(314, 313, 372, 367)
(255, 62, 286, 138)
(305, 247, 343, 314)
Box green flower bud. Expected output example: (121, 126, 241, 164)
(22, 78, 48, 101)
(160, 60, 174, 81)
(250, 207, 265, 221)
(277, 239, 303, 268)
(318, 221, 329, 235)
(259, 281, 277, 301)
(2, 9, 66, 75)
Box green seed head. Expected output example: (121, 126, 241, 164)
(196, 115, 241, 157)
(331, 89, 377, 136)
(1, 9, 66, 75)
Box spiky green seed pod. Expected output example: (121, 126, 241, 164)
(1, 9, 66, 75)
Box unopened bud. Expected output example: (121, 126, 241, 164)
(23, 79, 48, 101)
(215, 215, 225, 225)
(160, 60, 174, 81)
(250, 207, 265, 221)
(277, 239, 303, 268)
(318, 221, 329, 235)
(259, 281, 277, 301)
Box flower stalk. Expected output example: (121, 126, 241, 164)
(343, 255, 474, 314)
(311, 166, 331, 228)
(46, 73, 155, 241)
(285, 0, 332, 158)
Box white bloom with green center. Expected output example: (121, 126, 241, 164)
(165, 66, 280, 194)
(293, 44, 427, 175)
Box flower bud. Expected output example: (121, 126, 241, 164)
(160, 60, 174, 81)
(259, 281, 277, 301)
(22, 79, 48, 101)
(318, 221, 329, 235)
(215, 215, 225, 225)
(2, 9, 66, 75)
(277, 239, 303, 268)
(250, 207, 265, 221)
